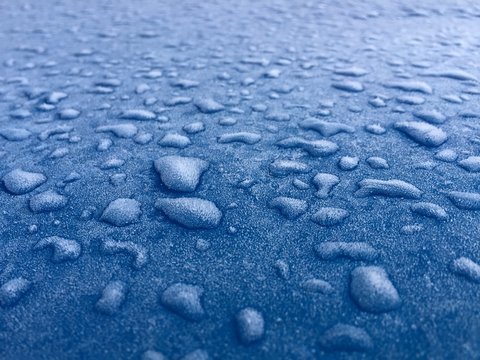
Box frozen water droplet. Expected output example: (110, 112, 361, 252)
(365, 124, 386, 135)
(102, 239, 148, 269)
(218, 132, 261, 145)
(3, 169, 47, 195)
(183, 121, 205, 134)
(95, 281, 127, 315)
(100, 157, 125, 170)
(161, 283, 204, 321)
(264, 111, 291, 122)
(46, 91, 68, 104)
(164, 96, 192, 107)
(299, 118, 354, 137)
(158, 133, 191, 148)
(101, 198, 142, 227)
(410, 202, 447, 220)
(181, 349, 209, 360)
(301, 279, 334, 294)
(120, 109, 156, 121)
(413, 109, 446, 124)
(312, 173, 340, 198)
(334, 67, 368, 77)
(356, 179, 422, 199)
(451, 257, 480, 283)
(332, 80, 364, 92)
(394, 121, 447, 147)
(155, 198, 222, 229)
(0, 277, 31, 307)
(269, 197, 307, 220)
(218, 117, 237, 126)
(446, 191, 480, 210)
(274, 260, 290, 280)
(29, 190, 68, 213)
(458, 156, 480, 172)
(154, 156, 209, 192)
(384, 80, 432, 94)
(311, 207, 349, 227)
(315, 242, 378, 261)
(292, 178, 309, 190)
(96, 124, 138, 138)
(0, 128, 31, 141)
(194, 98, 224, 113)
(434, 149, 457, 162)
(338, 156, 359, 171)
(350, 266, 401, 313)
(366, 156, 389, 169)
(58, 108, 81, 120)
(319, 324, 373, 352)
(276, 137, 338, 157)
(34, 236, 81, 262)
(270, 160, 309, 177)
(142, 350, 167, 360)
(235, 308, 265, 345)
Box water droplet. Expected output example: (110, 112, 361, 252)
(101, 198, 142, 226)
(34, 236, 81, 262)
(235, 308, 265, 345)
(155, 198, 222, 229)
(161, 283, 205, 321)
(350, 266, 401, 313)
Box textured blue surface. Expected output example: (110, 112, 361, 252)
(1, 0, 480, 358)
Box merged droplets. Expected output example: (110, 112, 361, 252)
(34, 236, 81, 262)
(269, 196, 307, 220)
(384, 80, 432, 94)
(102, 239, 148, 269)
(312, 173, 340, 198)
(393, 121, 447, 147)
(276, 137, 338, 157)
(356, 179, 422, 199)
(299, 118, 354, 137)
(96, 124, 138, 138)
